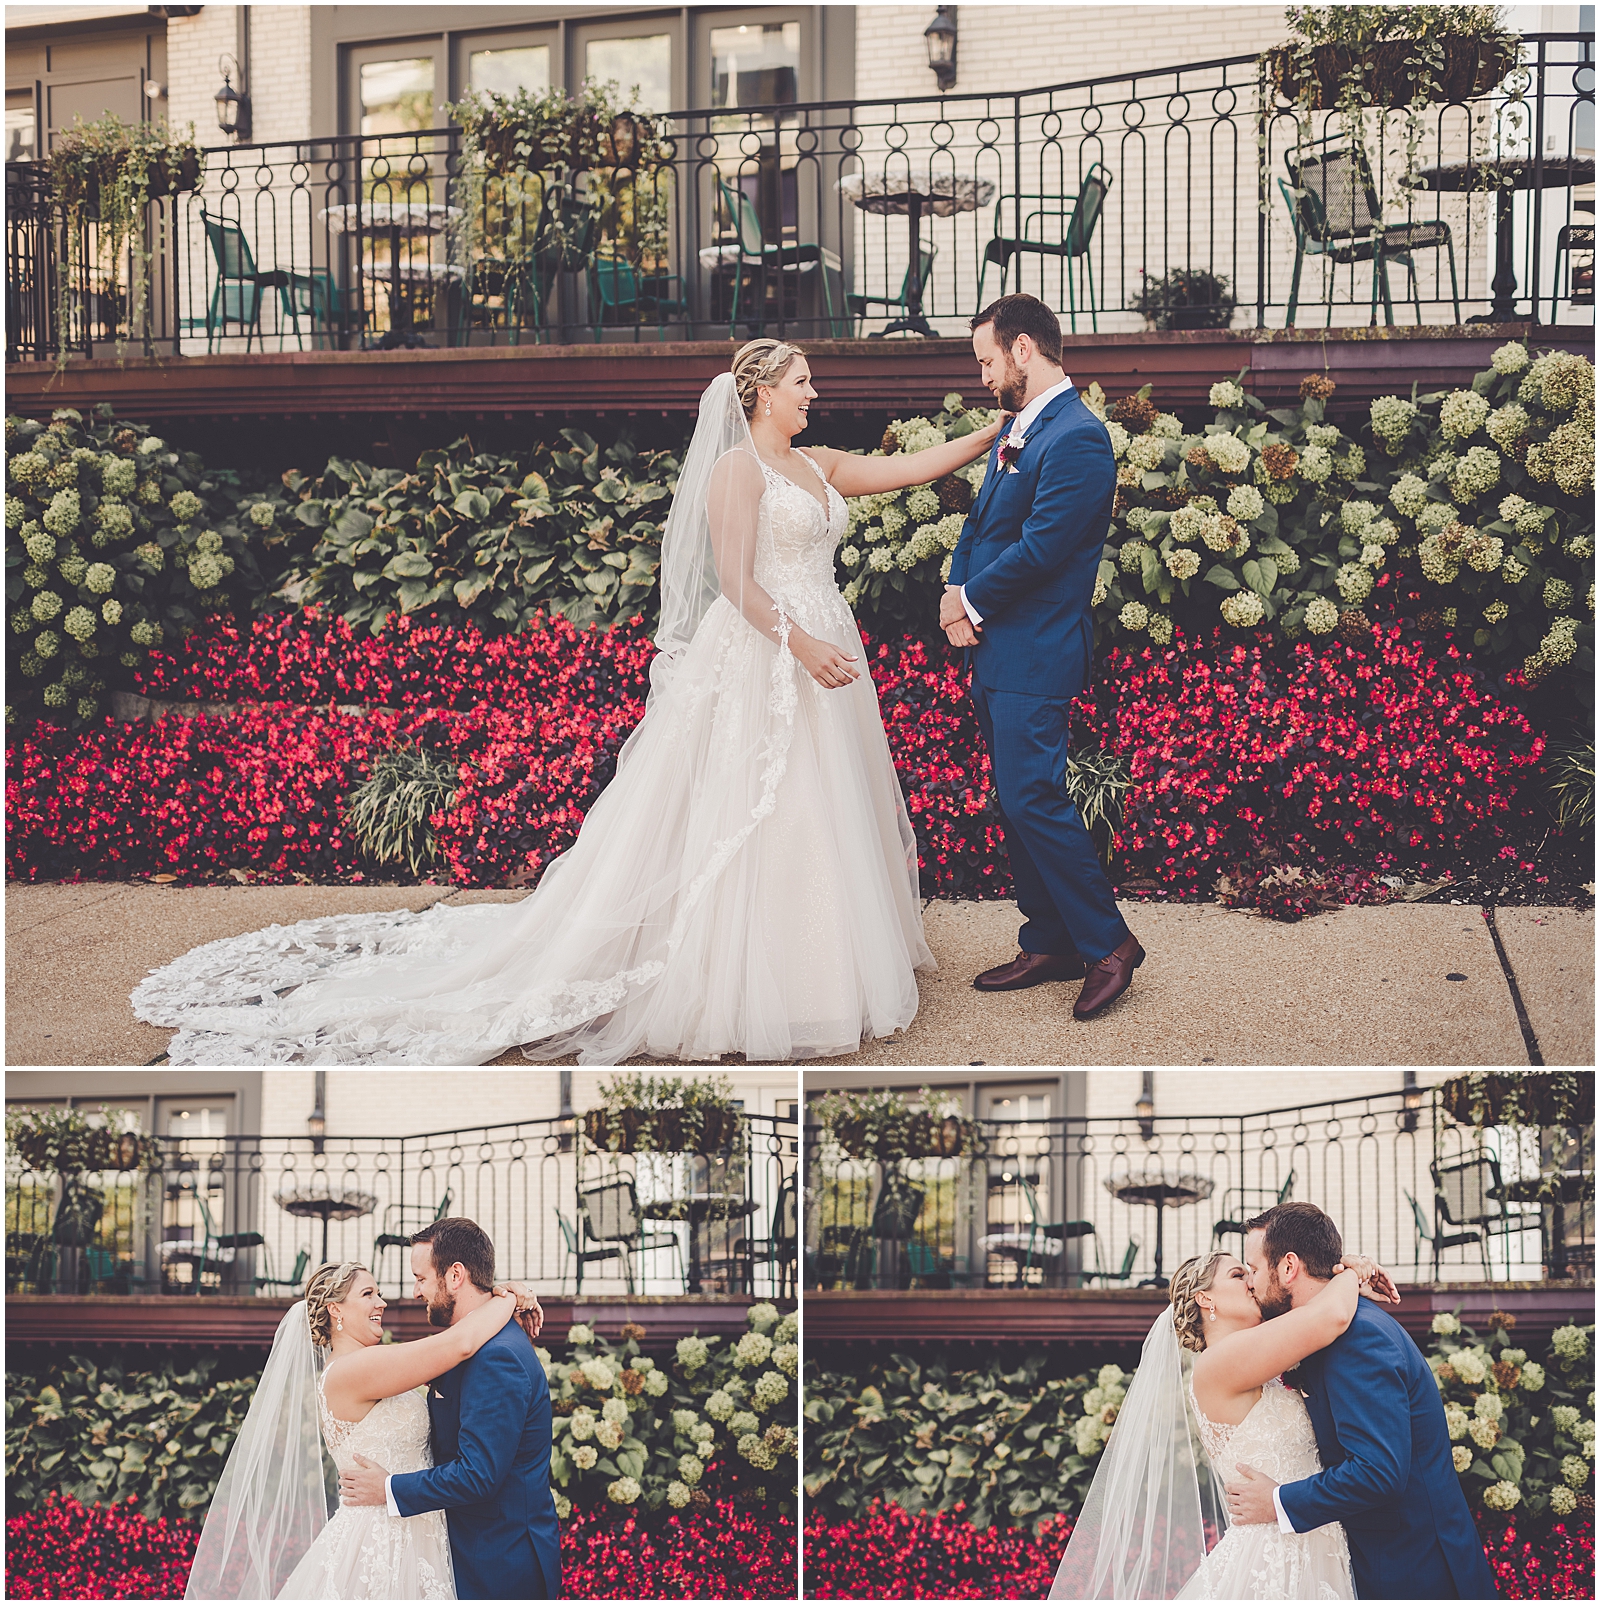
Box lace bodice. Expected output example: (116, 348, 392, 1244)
(1191, 1374, 1324, 1502)
(753, 455, 848, 634)
(318, 1378, 435, 1476)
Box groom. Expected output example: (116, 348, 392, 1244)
(339, 1217, 562, 1599)
(942, 293, 1143, 1019)
(1228, 1201, 1498, 1599)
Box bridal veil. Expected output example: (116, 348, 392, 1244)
(185, 1301, 330, 1599)
(1049, 1306, 1227, 1599)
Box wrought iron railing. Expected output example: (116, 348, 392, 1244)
(804, 1087, 1593, 1293)
(5, 1112, 797, 1303)
(6, 35, 1591, 362)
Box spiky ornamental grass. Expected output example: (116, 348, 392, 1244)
(343, 740, 460, 877)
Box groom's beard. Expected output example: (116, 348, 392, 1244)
(423, 1291, 456, 1328)
(990, 355, 1028, 414)
(1254, 1273, 1292, 1320)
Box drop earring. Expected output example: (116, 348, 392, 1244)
(764, 399, 772, 416)
(334, 1315, 343, 1331)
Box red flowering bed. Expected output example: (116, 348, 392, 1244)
(802, 1503, 1596, 1600)
(5, 1493, 199, 1600)
(803, 1503, 1073, 1599)
(6, 1494, 793, 1600)
(5, 609, 1547, 905)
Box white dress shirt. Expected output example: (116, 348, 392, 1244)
(959, 372, 1075, 626)
(1272, 1483, 1297, 1533)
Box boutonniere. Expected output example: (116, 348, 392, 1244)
(998, 434, 1026, 474)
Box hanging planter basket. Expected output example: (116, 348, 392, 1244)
(1439, 1071, 1595, 1129)
(143, 150, 203, 199)
(1267, 38, 1518, 110)
(582, 1104, 740, 1154)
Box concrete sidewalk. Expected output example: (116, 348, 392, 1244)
(6, 883, 1592, 1067)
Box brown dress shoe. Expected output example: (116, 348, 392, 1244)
(1073, 934, 1145, 1019)
(973, 949, 1087, 991)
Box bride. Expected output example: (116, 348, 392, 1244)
(1050, 1249, 1395, 1600)
(134, 340, 1002, 1064)
(185, 1260, 536, 1599)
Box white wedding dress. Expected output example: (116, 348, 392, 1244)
(132, 449, 931, 1064)
(276, 1379, 455, 1600)
(1177, 1375, 1355, 1600)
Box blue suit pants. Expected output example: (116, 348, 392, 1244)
(970, 679, 1130, 964)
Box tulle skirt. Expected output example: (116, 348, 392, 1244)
(275, 1505, 455, 1600)
(132, 589, 931, 1064)
(1174, 1519, 1355, 1600)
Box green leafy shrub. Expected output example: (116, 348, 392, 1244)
(1426, 1313, 1594, 1520)
(838, 394, 1001, 631)
(5, 1354, 258, 1521)
(803, 1348, 1129, 1531)
(5, 406, 266, 728)
(547, 1307, 797, 1520)
(274, 428, 679, 635)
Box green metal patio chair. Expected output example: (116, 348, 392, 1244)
(709, 174, 843, 337)
(847, 242, 937, 335)
(198, 213, 290, 352)
(976, 165, 1113, 331)
(1212, 1170, 1296, 1245)
(1080, 1235, 1141, 1286)
(589, 255, 688, 339)
(1279, 136, 1460, 327)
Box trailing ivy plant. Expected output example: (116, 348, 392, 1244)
(46, 115, 204, 364)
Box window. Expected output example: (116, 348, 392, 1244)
(156, 1095, 235, 1291)
(469, 45, 550, 98)
(6, 91, 36, 162)
(584, 34, 672, 115)
(709, 21, 799, 112)
(982, 1083, 1057, 1287)
(359, 55, 434, 137)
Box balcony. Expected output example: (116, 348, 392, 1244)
(803, 1085, 1593, 1345)
(5, 1111, 797, 1352)
(5, 40, 1591, 425)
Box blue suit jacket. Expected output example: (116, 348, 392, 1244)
(390, 1325, 562, 1601)
(947, 386, 1115, 699)
(1278, 1299, 1497, 1600)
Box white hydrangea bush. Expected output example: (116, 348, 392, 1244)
(1374, 345, 1593, 699)
(546, 1303, 797, 1520)
(1428, 1311, 1594, 1522)
(6, 404, 262, 729)
(1094, 372, 1366, 647)
(838, 392, 1000, 624)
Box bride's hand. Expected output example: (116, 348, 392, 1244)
(1338, 1255, 1399, 1304)
(791, 630, 860, 689)
(970, 415, 1007, 453)
(494, 1280, 545, 1335)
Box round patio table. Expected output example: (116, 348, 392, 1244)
(641, 1194, 755, 1293)
(274, 1186, 378, 1263)
(1104, 1170, 1214, 1288)
(1420, 156, 1595, 321)
(837, 172, 995, 335)
(319, 201, 462, 348)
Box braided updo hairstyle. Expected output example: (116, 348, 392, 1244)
(731, 338, 804, 418)
(1169, 1251, 1228, 1354)
(304, 1260, 364, 1348)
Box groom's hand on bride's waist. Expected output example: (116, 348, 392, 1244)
(1224, 1462, 1280, 1526)
(339, 1453, 391, 1508)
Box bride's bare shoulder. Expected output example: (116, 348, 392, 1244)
(713, 448, 765, 484)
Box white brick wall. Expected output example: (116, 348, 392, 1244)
(259, 1069, 799, 1136)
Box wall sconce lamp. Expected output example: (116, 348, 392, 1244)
(307, 1070, 327, 1154)
(1401, 1070, 1422, 1133)
(1135, 1071, 1155, 1141)
(924, 7, 957, 93)
(215, 53, 251, 141)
